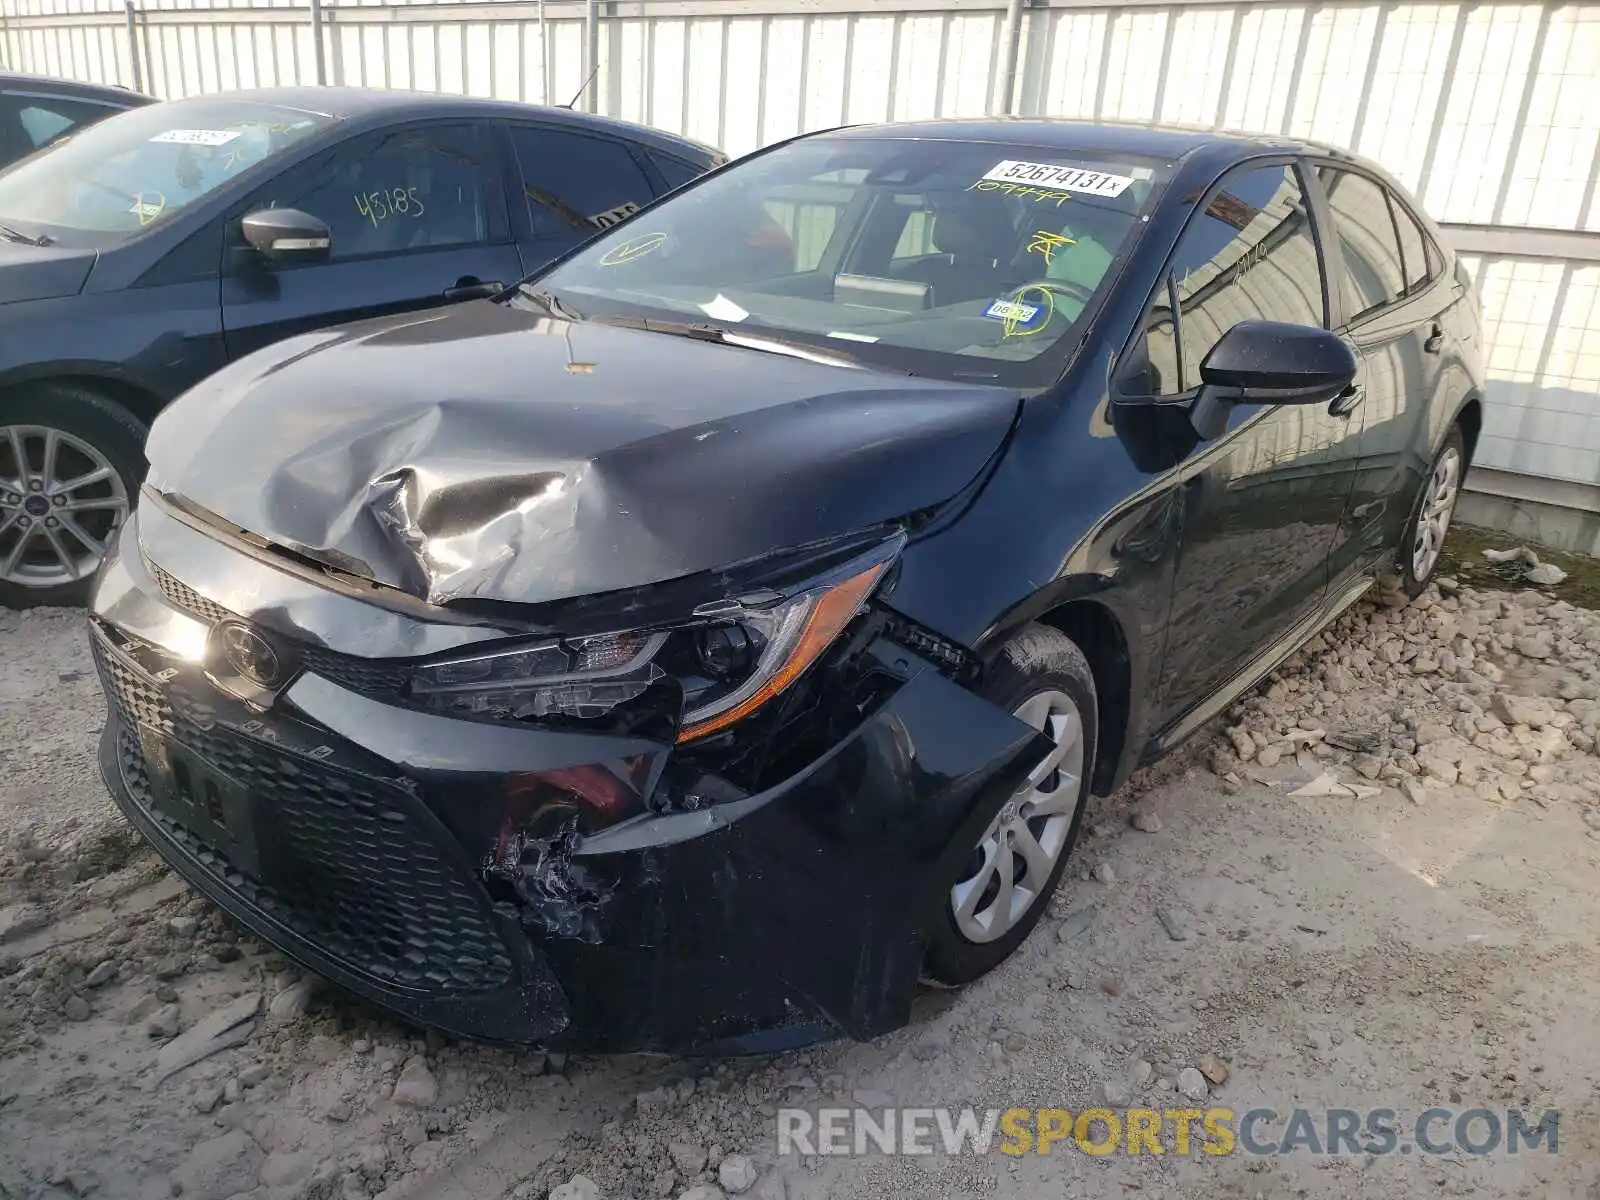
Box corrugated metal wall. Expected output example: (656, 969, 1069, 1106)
(3, 0, 1598, 489)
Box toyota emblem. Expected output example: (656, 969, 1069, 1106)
(216, 621, 281, 687)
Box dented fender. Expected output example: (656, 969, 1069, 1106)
(289, 640, 1046, 1048)
(545, 655, 1047, 1047)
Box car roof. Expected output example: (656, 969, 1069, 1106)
(170, 86, 722, 162)
(817, 116, 1358, 165)
(0, 71, 154, 106)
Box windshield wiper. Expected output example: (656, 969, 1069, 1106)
(594, 316, 905, 373)
(0, 222, 50, 247)
(517, 285, 583, 322)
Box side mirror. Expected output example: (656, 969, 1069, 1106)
(1189, 320, 1357, 439)
(241, 207, 331, 265)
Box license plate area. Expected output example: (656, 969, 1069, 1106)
(138, 726, 264, 879)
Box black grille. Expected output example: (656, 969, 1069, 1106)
(95, 636, 513, 995)
(300, 645, 412, 698)
(149, 560, 232, 624)
(92, 627, 176, 736)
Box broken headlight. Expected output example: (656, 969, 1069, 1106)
(408, 542, 895, 741)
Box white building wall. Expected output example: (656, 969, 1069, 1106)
(2, 0, 1598, 493)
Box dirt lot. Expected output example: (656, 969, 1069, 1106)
(3, 554, 1600, 1200)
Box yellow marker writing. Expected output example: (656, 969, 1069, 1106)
(599, 232, 667, 267)
(129, 192, 165, 226)
(1027, 229, 1077, 265)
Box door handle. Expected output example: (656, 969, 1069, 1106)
(1329, 384, 1365, 418)
(1424, 322, 1445, 354)
(443, 279, 505, 301)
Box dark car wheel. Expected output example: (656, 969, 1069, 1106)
(1397, 426, 1466, 599)
(924, 624, 1098, 985)
(0, 385, 147, 610)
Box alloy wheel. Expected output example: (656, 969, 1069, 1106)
(0, 425, 129, 589)
(950, 688, 1085, 944)
(1411, 445, 1461, 583)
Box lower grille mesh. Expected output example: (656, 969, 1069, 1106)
(94, 633, 514, 995)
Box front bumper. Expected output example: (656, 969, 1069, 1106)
(89, 500, 1044, 1052)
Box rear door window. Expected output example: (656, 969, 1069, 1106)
(1319, 168, 1407, 321)
(507, 124, 657, 238)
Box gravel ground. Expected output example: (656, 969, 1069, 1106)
(2, 574, 1599, 1200)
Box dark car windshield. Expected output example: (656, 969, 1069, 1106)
(0, 99, 333, 237)
(525, 136, 1171, 386)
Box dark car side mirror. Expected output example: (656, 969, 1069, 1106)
(1188, 320, 1358, 440)
(241, 208, 331, 265)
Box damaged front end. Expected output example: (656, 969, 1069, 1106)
(91, 487, 1047, 1052)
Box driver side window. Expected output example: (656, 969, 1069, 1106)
(1133, 162, 1327, 398)
(264, 124, 498, 263)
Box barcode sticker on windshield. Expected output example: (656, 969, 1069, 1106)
(149, 129, 241, 147)
(980, 161, 1134, 197)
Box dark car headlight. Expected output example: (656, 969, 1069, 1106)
(409, 630, 670, 722)
(408, 542, 895, 743)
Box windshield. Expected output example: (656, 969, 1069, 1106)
(527, 136, 1171, 386)
(0, 100, 334, 238)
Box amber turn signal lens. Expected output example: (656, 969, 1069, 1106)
(675, 560, 887, 743)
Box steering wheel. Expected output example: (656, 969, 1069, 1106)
(1011, 278, 1096, 310)
(77, 178, 142, 206)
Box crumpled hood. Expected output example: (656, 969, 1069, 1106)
(0, 240, 95, 304)
(147, 300, 1020, 607)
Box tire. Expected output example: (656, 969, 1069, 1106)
(0, 384, 148, 610)
(924, 624, 1099, 985)
(1396, 426, 1466, 599)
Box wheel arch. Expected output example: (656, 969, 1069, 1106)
(1453, 392, 1483, 469)
(978, 585, 1136, 798)
(1034, 598, 1132, 797)
(0, 367, 165, 431)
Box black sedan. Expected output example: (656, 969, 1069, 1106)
(0, 87, 722, 608)
(1, 72, 152, 168)
(89, 120, 1484, 1053)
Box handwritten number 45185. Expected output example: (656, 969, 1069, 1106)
(355, 187, 426, 227)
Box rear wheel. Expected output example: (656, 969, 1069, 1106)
(0, 385, 147, 610)
(1397, 426, 1465, 598)
(924, 624, 1098, 985)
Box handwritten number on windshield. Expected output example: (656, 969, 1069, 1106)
(354, 187, 426, 227)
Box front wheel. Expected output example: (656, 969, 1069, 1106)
(923, 624, 1098, 986)
(1398, 426, 1466, 598)
(0, 385, 148, 610)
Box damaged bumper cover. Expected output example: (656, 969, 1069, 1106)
(90, 500, 1045, 1052)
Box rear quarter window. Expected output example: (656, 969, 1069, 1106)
(646, 151, 709, 193)
(1388, 191, 1438, 292)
